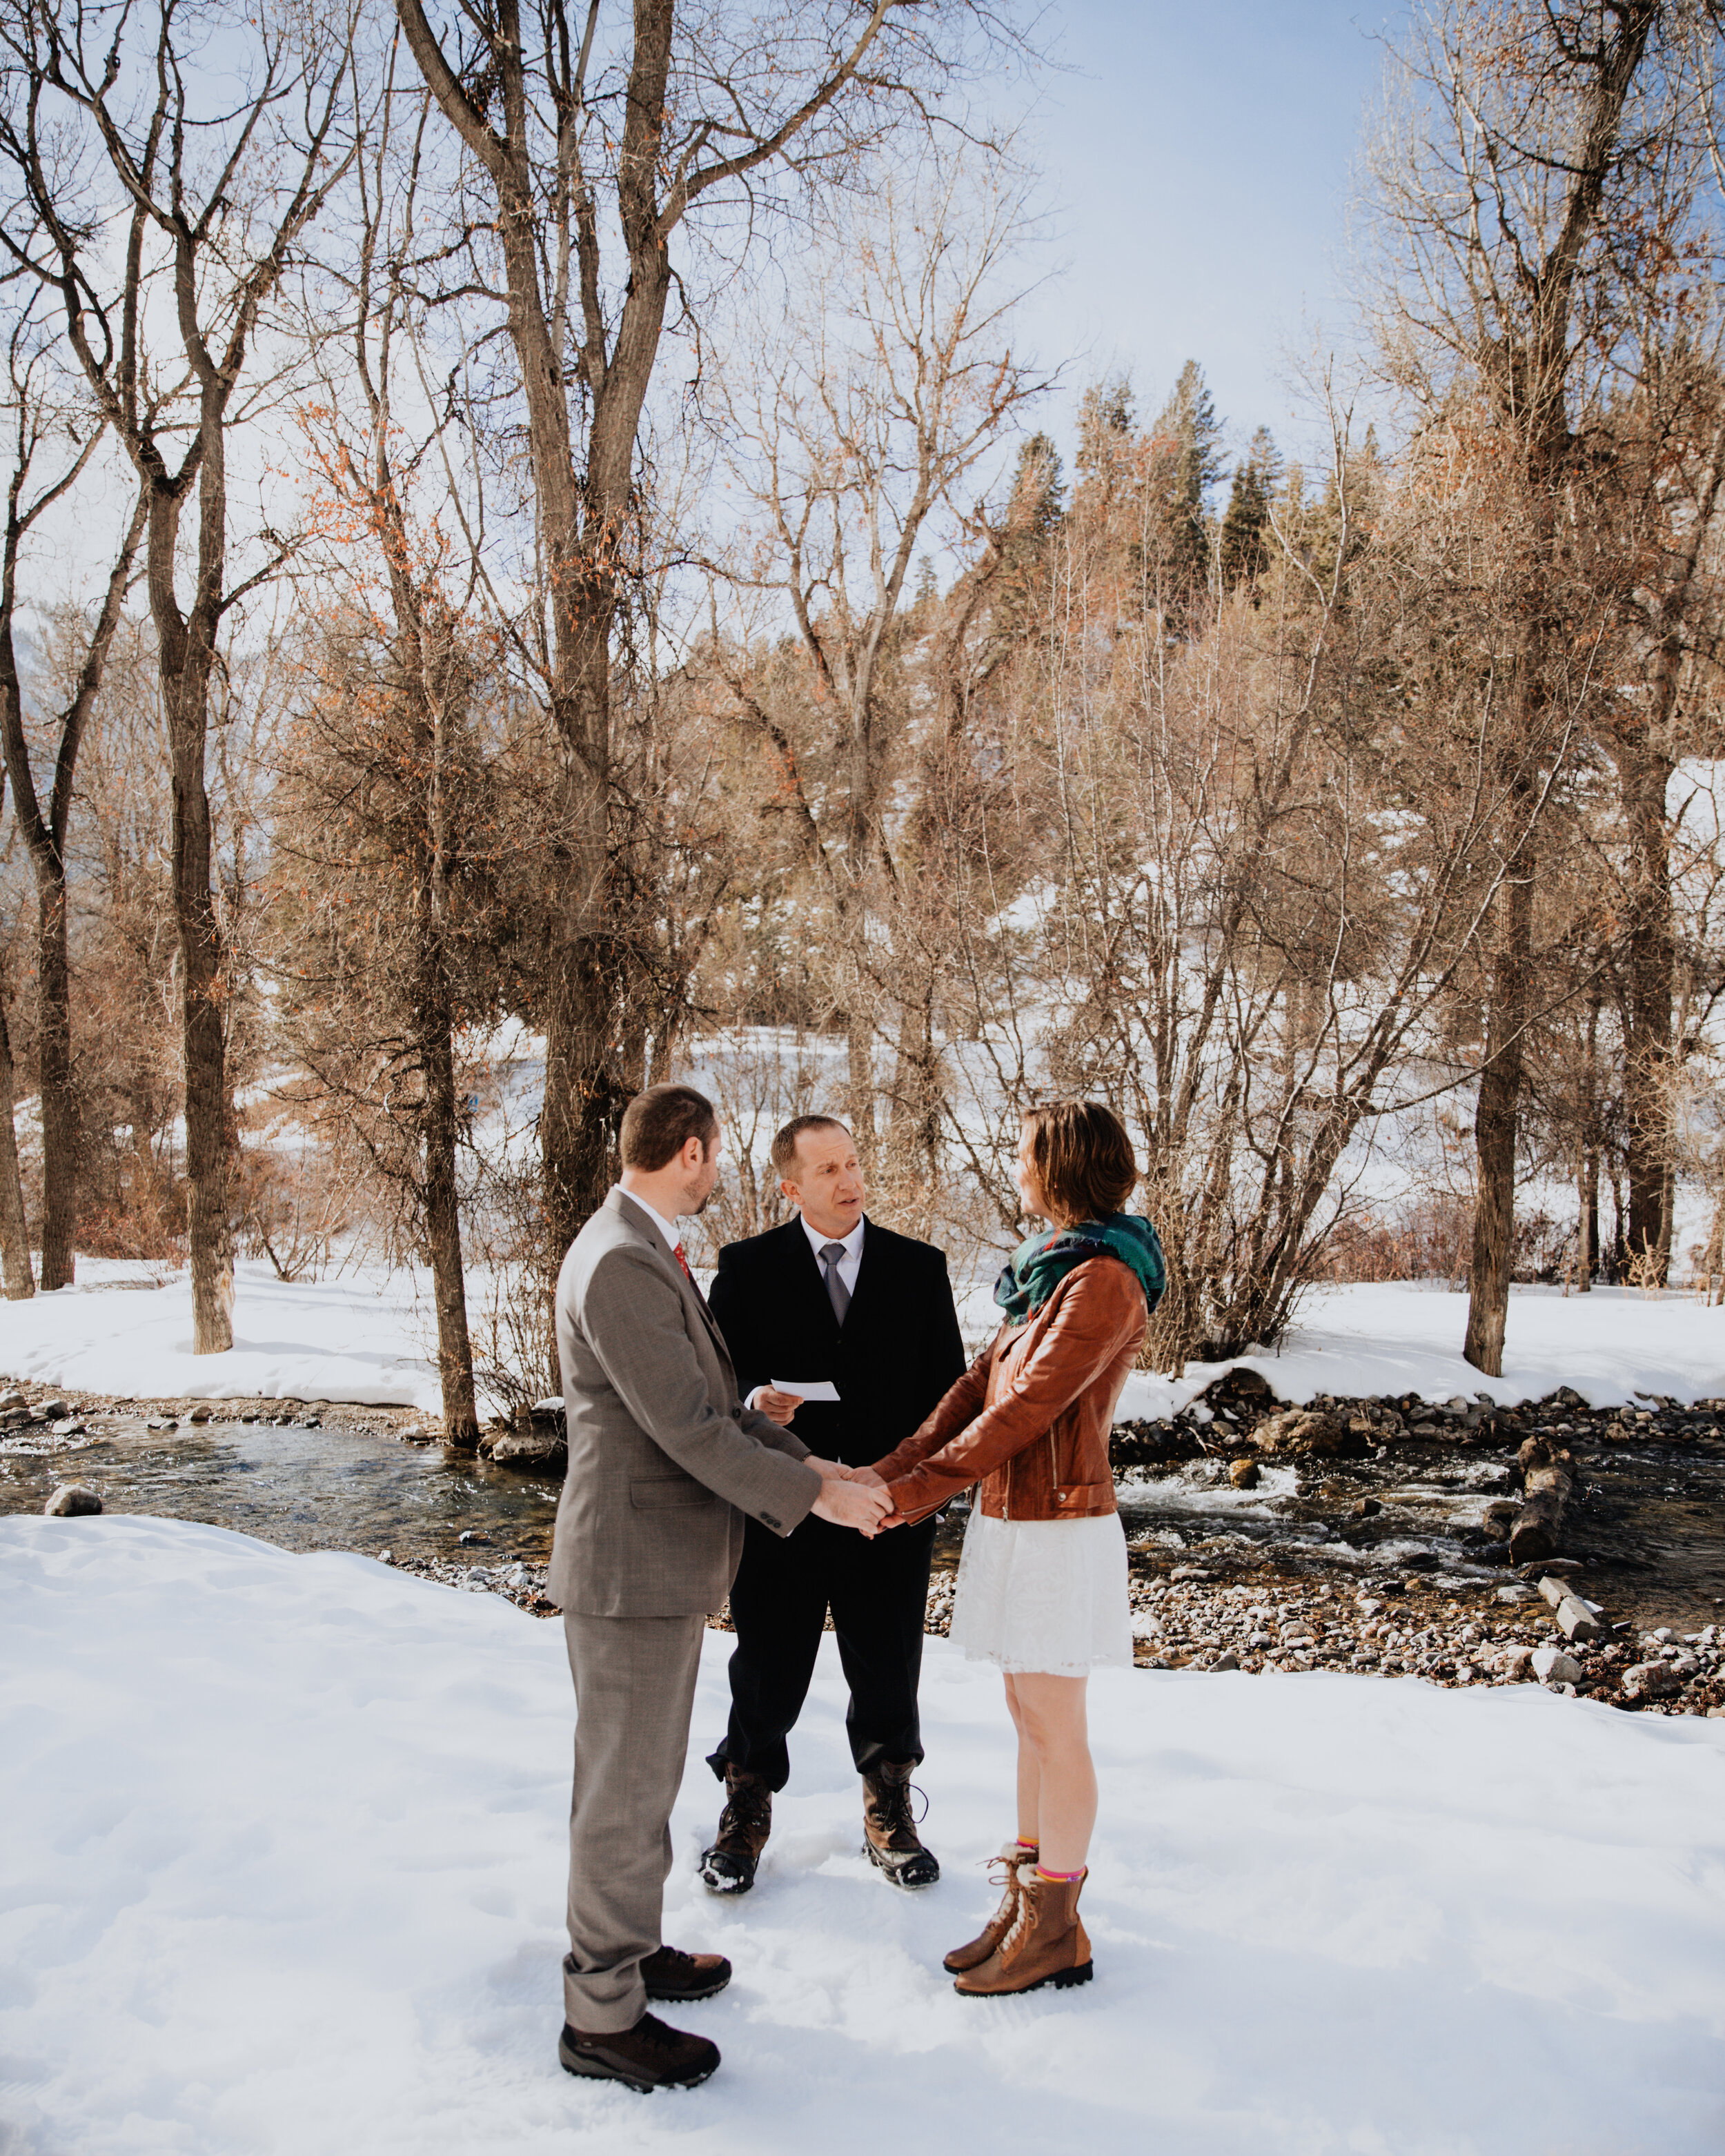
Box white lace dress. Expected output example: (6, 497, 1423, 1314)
(946, 1507, 1132, 1677)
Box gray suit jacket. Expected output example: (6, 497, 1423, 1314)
(548, 1187, 823, 1616)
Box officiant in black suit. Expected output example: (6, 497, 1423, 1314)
(700, 1114, 966, 1894)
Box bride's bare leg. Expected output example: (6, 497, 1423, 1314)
(1003, 1673, 1040, 1845)
(1005, 1672, 1096, 1872)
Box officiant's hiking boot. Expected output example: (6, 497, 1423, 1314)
(943, 1843, 1036, 1972)
(641, 1944, 731, 2002)
(862, 1758, 940, 1888)
(558, 2012, 720, 2093)
(954, 1868, 1093, 1997)
(699, 1766, 771, 1894)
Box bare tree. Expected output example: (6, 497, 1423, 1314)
(393, 0, 1033, 1266)
(1361, 0, 1687, 1372)
(0, 308, 145, 1290)
(275, 77, 497, 1442)
(707, 156, 1044, 1160)
(0, 0, 362, 1349)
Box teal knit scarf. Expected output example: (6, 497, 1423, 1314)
(992, 1212, 1165, 1324)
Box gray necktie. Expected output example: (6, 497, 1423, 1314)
(820, 1242, 851, 1325)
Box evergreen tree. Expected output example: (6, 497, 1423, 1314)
(1008, 431, 1065, 537)
(1219, 425, 1283, 592)
(1150, 359, 1225, 597)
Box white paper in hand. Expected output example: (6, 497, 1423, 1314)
(770, 1379, 840, 1402)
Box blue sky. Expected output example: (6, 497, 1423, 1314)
(1018, 0, 1399, 471)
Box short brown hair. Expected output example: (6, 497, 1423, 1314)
(1021, 1100, 1137, 1225)
(770, 1114, 851, 1178)
(620, 1083, 718, 1172)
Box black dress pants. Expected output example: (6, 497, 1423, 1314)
(707, 1509, 938, 1792)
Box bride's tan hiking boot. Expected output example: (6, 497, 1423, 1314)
(952, 1868, 1092, 1996)
(943, 1843, 1037, 1974)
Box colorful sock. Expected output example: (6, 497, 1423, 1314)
(1034, 1863, 1086, 1883)
(1013, 1837, 1038, 1853)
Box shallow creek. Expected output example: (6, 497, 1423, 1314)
(3, 1402, 1722, 1639)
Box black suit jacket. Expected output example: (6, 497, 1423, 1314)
(708, 1216, 967, 1471)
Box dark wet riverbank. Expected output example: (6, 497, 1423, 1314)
(4, 1376, 1722, 1712)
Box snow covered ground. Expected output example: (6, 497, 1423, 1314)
(1114, 1280, 1725, 1423)
(3, 1515, 1723, 2155)
(0, 1259, 447, 1413)
(3, 1260, 1721, 1425)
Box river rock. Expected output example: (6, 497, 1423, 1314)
(1620, 1661, 1679, 1701)
(1207, 1367, 1272, 1407)
(0, 1388, 24, 1410)
(1228, 1458, 1261, 1489)
(34, 1399, 69, 1421)
(489, 1425, 566, 1469)
(1530, 1645, 1582, 1685)
(186, 1405, 213, 1423)
(1253, 1407, 1355, 1458)
(1555, 1596, 1603, 1642)
(43, 1484, 101, 1516)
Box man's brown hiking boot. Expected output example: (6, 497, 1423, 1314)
(698, 1765, 771, 1894)
(862, 1757, 940, 1888)
(641, 1944, 731, 2001)
(558, 2012, 720, 2092)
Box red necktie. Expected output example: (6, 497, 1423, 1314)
(672, 1242, 694, 1283)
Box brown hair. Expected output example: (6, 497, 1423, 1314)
(619, 1083, 718, 1172)
(1021, 1100, 1137, 1226)
(770, 1114, 851, 1178)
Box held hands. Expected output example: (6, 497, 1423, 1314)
(809, 1462, 893, 1539)
(851, 1463, 907, 1527)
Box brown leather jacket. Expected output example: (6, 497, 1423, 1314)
(871, 1257, 1147, 1525)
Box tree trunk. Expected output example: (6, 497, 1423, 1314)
(0, 969, 34, 1298)
(1621, 744, 1673, 1280)
(1464, 851, 1534, 1376)
(846, 1002, 876, 1165)
(163, 611, 233, 1354)
(34, 863, 76, 1289)
(417, 923, 479, 1447)
(1577, 985, 1599, 1292)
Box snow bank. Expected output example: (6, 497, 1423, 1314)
(3, 1266, 1723, 1425)
(3, 1515, 1723, 2153)
(0, 1258, 443, 1411)
(1117, 1279, 1725, 1423)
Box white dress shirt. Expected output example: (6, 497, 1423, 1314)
(615, 1186, 688, 1267)
(747, 1214, 866, 1407)
(802, 1211, 865, 1298)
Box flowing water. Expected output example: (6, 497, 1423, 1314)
(4, 1407, 1722, 1634)
(0, 1414, 562, 1565)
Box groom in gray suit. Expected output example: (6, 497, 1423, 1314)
(549, 1082, 888, 2093)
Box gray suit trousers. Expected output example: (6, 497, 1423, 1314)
(561, 1609, 707, 2033)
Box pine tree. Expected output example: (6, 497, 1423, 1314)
(1219, 425, 1283, 592)
(1151, 359, 1225, 598)
(1008, 431, 1066, 538)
